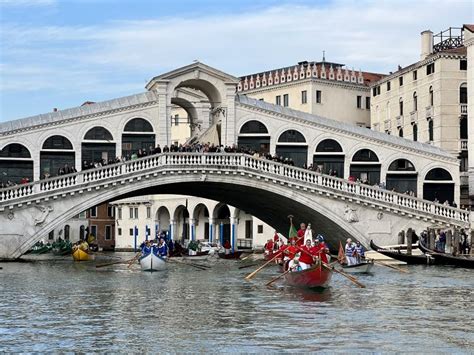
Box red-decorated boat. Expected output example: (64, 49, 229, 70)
(284, 263, 332, 289)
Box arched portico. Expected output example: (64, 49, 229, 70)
(155, 206, 171, 238)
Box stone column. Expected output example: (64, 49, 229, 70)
(428, 229, 436, 250)
(169, 219, 176, 241)
(230, 217, 237, 252)
(446, 229, 453, 254)
(208, 217, 214, 244)
(406, 228, 413, 255)
(398, 230, 405, 245)
(453, 229, 460, 255)
(189, 218, 196, 241)
(219, 222, 224, 246)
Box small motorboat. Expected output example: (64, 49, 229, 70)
(72, 248, 91, 261)
(284, 263, 332, 289)
(139, 252, 167, 272)
(217, 251, 244, 259)
(336, 259, 374, 274)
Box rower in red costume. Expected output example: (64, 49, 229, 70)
(264, 239, 274, 252)
(298, 239, 315, 270)
(273, 231, 279, 243)
(312, 237, 329, 264)
(296, 223, 306, 246)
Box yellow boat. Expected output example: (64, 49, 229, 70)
(72, 248, 91, 261)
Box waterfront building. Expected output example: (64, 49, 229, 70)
(110, 195, 274, 251)
(87, 203, 115, 250)
(369, 25, 473, 208)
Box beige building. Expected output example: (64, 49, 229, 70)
(369, 26, 470, 207)
(237, 60, 384, 128)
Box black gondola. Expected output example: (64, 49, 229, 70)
(370, 240, 433, 265)
(418, 241, 474, 269)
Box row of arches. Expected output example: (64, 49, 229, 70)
(0, 118, 155, 183)
(237, 120, 455, 203)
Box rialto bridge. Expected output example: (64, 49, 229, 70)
(0, 62, 471, 259)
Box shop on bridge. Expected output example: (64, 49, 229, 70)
(237, 120, 270, 154)
(121, 118, 155, 158)
(81, 127, 116, 165)
(275, 129, 308, 168)
(40, 135, 75, 178)
(349, 148, 381, 185)
(0, 143, 33, 185)
(313, 139, 344, 177)
(423, 168, 455, 204)
(386, 159, 417, 195)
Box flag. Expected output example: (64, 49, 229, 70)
(338, 241, 346, 264)
(288, 220, 298, 241)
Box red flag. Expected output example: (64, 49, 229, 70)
(338, 241, 346, 264)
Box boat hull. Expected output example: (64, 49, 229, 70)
(370, 240, 432, 265)
(72, 248, 90, 261)
(139, 253, 167, 272)
(418, 241, 474, 269)
(339, 260, 374, 274)
(284, 264, 332, 289)
(218, 251, 243, 259)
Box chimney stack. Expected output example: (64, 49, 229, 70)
(420, 30, 433, 60)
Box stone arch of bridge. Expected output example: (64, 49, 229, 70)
(14, 174, 369, 258)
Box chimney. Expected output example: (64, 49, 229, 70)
(420, 30, 433, 60)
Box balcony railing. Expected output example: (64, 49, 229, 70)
(384, 120, 391, 131)
(460, 103, 467, 115)
(460, 139, 468, 151)
(426, 105, 433, 118)
(410, 110, 418, 124)
(396, 115, 404, 127)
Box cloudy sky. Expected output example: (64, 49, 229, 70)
(0, 0, 472, 121)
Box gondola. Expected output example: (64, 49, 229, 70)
(370, 240, 433, 265)
(284, 263, 332, 289)
(418, 241, 474, 269)
(217, 251, 244, 259)
(72, 248, 91, 261)
(336, 259, 374, 274)
(139, 252, 167, 272)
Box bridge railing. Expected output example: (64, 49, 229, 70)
(0, 152, 470, 225)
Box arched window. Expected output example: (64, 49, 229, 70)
(316, 139, 343, 153)
(388, 159, 415, 171)
(413, 92, 417, 111)
(413, 124, 418, 142)
(459, 83, 467, 104)
(278, 130, 306, 143)
(84, 127, 113, 141)
(124, 118, 153, 132)
(352, 149, 379, 162)
(428, 119, 434, 141)
(0, 143, 31, 158)
(399, 128, 403, 137)
(239, 120, 268, 134)
(64, 225, 70, 240)
(425, 168, 452, 181)
(429, 86, 434, 106)
(42, 135, 73, 150)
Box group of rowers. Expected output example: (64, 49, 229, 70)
(140, 238, 169, 259)
(265, 235, 330, 272)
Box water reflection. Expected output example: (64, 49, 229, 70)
(0, 257, 473, 352)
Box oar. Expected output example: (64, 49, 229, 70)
(245, 235, 304, 280)
(373, 260, 409, 273)
(295, 246, 366, 288)
(266, 269, 291, 287)
(169, 258, 208, 270)
(240, 253, 254, 261)
(127, 252, 141, 268)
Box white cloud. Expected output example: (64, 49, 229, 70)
(0, 0, 472, 120)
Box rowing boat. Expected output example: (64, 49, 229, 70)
(139, 252, 167, 272)
(72, 248, 91, 261)
(336, 259, 374, 274)
(370, 240, 433, 265)
(418, 241, 474, 269)
(217, 251, 244, 259)
(284, 263, 332, 289)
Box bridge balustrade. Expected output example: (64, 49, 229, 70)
(0, 152, 470, 226)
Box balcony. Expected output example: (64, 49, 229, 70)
(460, 139, 468, 151)
(384, 120, 391, 131)
(426, 105, 433, 119)
(410, 110, 418, 124)
(396, 115, 404, 128)
(460, 103, 467, 115)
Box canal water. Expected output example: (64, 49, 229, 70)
(0, 254, 473, 353)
